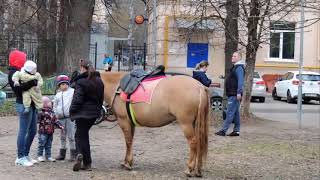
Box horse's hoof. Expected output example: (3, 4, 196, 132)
(184, 170, 192, 177)
(121, 162, 132, 171)
(184, 169, 195, 177)
(195, 170, 202, 178)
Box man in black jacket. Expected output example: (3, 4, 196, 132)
(216, 52, 245, 136)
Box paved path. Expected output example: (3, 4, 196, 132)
(251, 94, 320, 128)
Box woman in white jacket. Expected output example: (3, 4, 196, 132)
(53, 75, 76, 161)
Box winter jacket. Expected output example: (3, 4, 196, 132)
(53, 87, 74, 119)
(192, 71, 212, 87)
(38, 108, 60, 135)
(8, 66, 38, 104)
(69, 71, 104, 121)
(226, 63, 245, 97)
(103, 57, 113, 65)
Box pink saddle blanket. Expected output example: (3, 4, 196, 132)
(120, 76, 166, 104)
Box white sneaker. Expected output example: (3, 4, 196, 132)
(15, 158, 19, 164)
(26, 156, 38, 164)
(47, 157, 56, 162)
(37, 156, 45, 162)
(15, 157, 33, 167)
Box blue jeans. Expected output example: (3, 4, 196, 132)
(16, 103, 37, 159)
(37, 134, 53, 158)
(222, 96, 240, 133)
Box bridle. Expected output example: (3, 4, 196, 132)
(109, 85, 121, 110)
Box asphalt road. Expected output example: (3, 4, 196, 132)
(251, 94, 320, 128)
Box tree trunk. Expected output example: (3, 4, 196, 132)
(57, 0, 67, 73)
(59, 0, 95, 73)
(240, 0, 260, 122)
(0, 3, 5, 55)
(17, 0, 27, 51)
(223, 0, 239, 108)
(37, 0, 49, 76)
(47, 0, 58, 75)
(128, 0, 134, 70)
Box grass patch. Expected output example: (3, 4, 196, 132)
(247, 142, 320, 159)
(210, 140, 320, 160)
(0, 100, 16, 116)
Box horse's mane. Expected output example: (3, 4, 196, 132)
(100, 71, 126, 83)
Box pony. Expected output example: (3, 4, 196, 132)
(100, 71, 210, 177)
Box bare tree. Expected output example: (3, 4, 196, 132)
(59, 0, 95, 73)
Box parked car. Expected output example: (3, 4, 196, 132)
(209, 86, 224, 111)
(251, 72, 267, 102)
(213, 71, 267, 109)
(272, 71, 320, 103)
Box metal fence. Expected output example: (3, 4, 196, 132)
(89, 42, 98, 69)
(0, 37, 38, 66)
(114, 45, 146, 72)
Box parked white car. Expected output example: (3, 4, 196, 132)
(272, 71, 320, 103)
(251, 72, 267, 102)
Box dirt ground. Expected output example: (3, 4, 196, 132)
(0, 116, 319, 180)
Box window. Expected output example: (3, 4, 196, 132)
(253, 72, 260, 78)
(269, 22, 296, 60)
(296, 74, 320, 81)
(282, 73, 289, 80)
(287, 72, 294, 80)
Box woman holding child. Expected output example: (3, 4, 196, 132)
(8, 50, 39, 166)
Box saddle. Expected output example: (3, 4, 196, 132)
(120, 65, 165, 95)
(119, 65, 166, 127)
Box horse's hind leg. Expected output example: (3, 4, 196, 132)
(180, 123, 197, 177)
(118, 118, 135, 170)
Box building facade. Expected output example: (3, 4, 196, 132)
(147, 1, 320, 84)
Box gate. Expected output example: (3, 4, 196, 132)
(89, 42, 98, 69)
(115, 44, 146, 72)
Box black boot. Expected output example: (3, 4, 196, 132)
(215, 130, 226, 136)
(73, 154, 83, 171)
(56, 149, 66, 161)
(69, 149, 77, 162)
(81, 164, 92, 171)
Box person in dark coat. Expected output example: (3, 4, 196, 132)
(70, 59, 104, 171)
(8, 50, 39, 166)
(192, 60, 212, 87)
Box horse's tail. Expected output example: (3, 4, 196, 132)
(195, 86, 209, 173)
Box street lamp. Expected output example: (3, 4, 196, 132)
(134, 15, 148, 70)
(297, 0, 305, 129)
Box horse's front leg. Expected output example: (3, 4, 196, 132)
(119, 118, 135, 170)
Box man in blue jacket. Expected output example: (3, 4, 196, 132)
(216, 52, 245, 136)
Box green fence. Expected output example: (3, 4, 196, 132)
(41, 76, 57, 95)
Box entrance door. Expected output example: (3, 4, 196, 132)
(187, 43, 208, 68)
